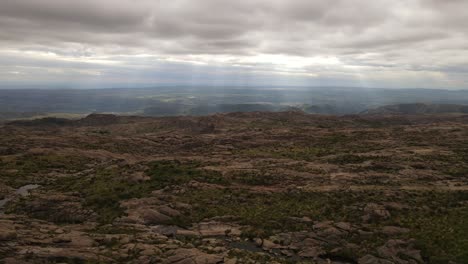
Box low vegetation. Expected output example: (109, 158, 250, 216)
(1, 112, 468, 263)
(53, 161, 225, 223)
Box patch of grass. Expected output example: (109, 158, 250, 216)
(55, 160, 225, 223)
(0, 153, 90, 188)
(90, 129, 111, 135)
(329, 154, 372, 164)
(352, 161, 403, 173)
(239, 146, 331, 161)
(445, 166, 468, 177)
(174, 188, 468, 263)
(12, 153, 88, 173)
(145, 160, 228, 185)
(228, 171, 281, 186)
(227, 249, 297, 264)
(394, 191, 468, 264)
(238, 133, 386, 161)
(173, 189, 378, 236)
(404, 207, 468, 263)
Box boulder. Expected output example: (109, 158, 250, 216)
(381, 226, 410, 236)
(377, 239, 423, 263)
(358, 254, 394, 264)
(141, 209, 172, 225)
(298, 246, 325, 258)
(0, 224, 16, 241)
(196, 221, 241, 237)
(158, 205, 181, 217)
(363, 203, 391, 222)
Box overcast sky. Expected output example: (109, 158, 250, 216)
(0, 0, 467, 89)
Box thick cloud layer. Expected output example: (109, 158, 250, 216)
(0, 0, 467, 88)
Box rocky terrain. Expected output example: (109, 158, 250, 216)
(0, 112, 467, 263)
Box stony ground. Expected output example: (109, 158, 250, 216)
(0, 112, 467, 264)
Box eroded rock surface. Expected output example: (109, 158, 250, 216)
(0, 112, 467, 263)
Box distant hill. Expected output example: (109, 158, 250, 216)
(361, 103, 468, 115)
(0, 112, 46, 120)
(3, 87, 468, 118)
(189, 103, 278, 116)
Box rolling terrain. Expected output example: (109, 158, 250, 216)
(2, 87, 468, 120)
(1, 112, 468, 263)
(362, 103, 468, 115)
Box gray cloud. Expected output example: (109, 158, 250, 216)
(0, 0, 467, 88)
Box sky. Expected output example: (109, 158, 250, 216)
(0, 0, 467, 89)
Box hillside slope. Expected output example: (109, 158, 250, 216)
(362, 103, 468, 115)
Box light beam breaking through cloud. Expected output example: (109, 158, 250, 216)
(0, 0, 467, 89)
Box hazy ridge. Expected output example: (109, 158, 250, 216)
(2, 87, 468, 120)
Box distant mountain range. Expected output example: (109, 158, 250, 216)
(2, 87, 468, 120)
